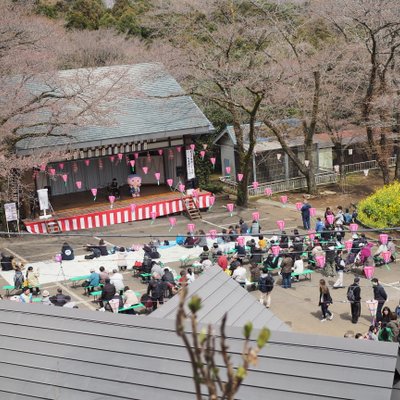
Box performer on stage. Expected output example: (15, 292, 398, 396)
(127, 174, 142, 198)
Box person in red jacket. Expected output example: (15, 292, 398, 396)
(217, 252, 228, 271)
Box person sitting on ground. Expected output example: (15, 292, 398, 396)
(263, 252, 280, 271)
(220, 229, 230, 243)
(258, 235, 267, 250)
(217, 251, 228, 271)
(183, 232, 196, 248)
(381, 306, 392, 324)
(234, 242, 246, 260)
(292, 255, 304, 281)
(315, 217, 324, 233)
(99, 266, 109, 284)
(61, 242, 74, 261)
(234, 224, 241, 235)
(229, 255, 241, 275)
(110, 268, 124, 295)
(279, 232, 289, 249)
(232, 262, 247, 286)
(116, 247, 128, 271)
(50, 288, 71, 307)
(19, 287, 32, 304)
(250, 219, 261, 235)
(41, 290, 52, 306)
(335, 206, 344, 227)
(292, 236, 303, 253)
(87, 239, 108, 256)
(378, 323, 394, 342)
(344, 208, 352, 225)
(210, 243, 220, 262)
(364, 325, 378, 340)
(250, 244, 264, 267)
(25, 266, 40, 295)
(199, 246, 210, 263)
(359, 242, 374, 266)
(186, 268, 195, 284)
(239, 218, 249, 234)
(99, 278, 116, 309)
(120, 286, 139, 314)
(228, 226, 237, 242)
(196, 230, 208, 248)
(84, 268, 100, 292)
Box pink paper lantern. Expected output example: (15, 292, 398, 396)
(252, 212, 260, 221)
(296, 202, 302, 211)
(167, 178, 173, 188)
(264, 188, 272, 196)
(308, 230, 316, 241)
(150, 211, 157, 220)
(309, 207, 316, 217)
(55, 254, 62, 263)
(379, 234, 388, 245)
(315, 255, 326, 268)
(129, 160, 135, 168)
(187, 223, 195, 233)
(209, 229, 217, 239)
(176, 146, 182, 153)
(210, 157, 216, 168)
(58, 163, 64, 170)
(225, 166, 231, 175)
(134, 152, 139, 159)
(349, 223, 359, 233)
(252, 181, 259, 190)
(109, 156, 115, 163)
(190, 144, 195, 151)
(345, 240, 353, 252)
(49, 168, 56, 176)
(192, 189, 199, 198)
(237, 173, 243, 182)
(40, 164, 46, 172)
(226, 203, 234, 216)
(158, 149, 163, 156)
(142, 166, 148, 175)
(84, 159, 90, 167)
(76, 181, 82, 189)
(364, 266, 374, 279)
(382, 251, 391, 263)
(109, 195, 115, 204)
(117, 153, 123, 160)
(91, 188, 97, 201)
(237, 236, 245, 246)
(280, 195, 288, 205)
(200, 150, 206, 160)
(178, 183, 185, 193)
(326, 214, 334, 225)
(62, 174, 68, 183)
(130, 203, 137, 213)
(276, 220, 285, 231)
(271, 245, 280, 257)
(169, 217, 176, 226)
(155, 172, 161, 185)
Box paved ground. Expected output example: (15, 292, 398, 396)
(0, 194, 398, 337)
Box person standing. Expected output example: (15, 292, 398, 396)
(280, 254, 293, 289)
(147, 273, 166, 310)
(347, 277, 361, 324)
(333, 251, 345, 288)
(300, 200, 311, 230)
(372, 278, 387, 322)
(319, 279, 333, 322)
(258, 271, 274, 308)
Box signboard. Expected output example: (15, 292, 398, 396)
(186, 149, 196, 180)
(4, 202, 18, 222)
(37, 188, 49, 211)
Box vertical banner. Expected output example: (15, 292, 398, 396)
(186, 149, 196, 180)
(4, 202, 18, 222)
(37, 188, 49, 211)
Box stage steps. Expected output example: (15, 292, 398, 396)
(45, 220, 62, 234)
(183, 195, 202, 220)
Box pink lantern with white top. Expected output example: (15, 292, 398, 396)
(309, 207, 316, 217)
(237, 173, 243, 182)
(176, 146, 182, 153)
(178, 183, 185, 193)
(91, 188, 97, 201)
(84, 159, 90, 167)
(264, 187, 272, 196)
(142, 166, 148, 175)
(129, 160, 135, 168)
(252, 181, 259, 190)
(190, 144, 195, 151)
(296, 202, 302, 211)
(168, 217, 176, 231)
(379, 234, 388, 245)
(49, 168, 56, 176)
(276, 220, 285, 231)
(316, 255, 326, 268)
(382, 251, 391, 263)
(237, 236, 245, 246)
(200, 150, 206, 160)
(225, 166, 231, 175)
(108, 195, 115, 209)
(167, 178, 173, 189)
(158, 149, 163, 156)
(150, 211, 157, 224)
(350, 223, 359, 233)
(187, 223, 195, 233)
(117, 153, 123, 161)
(62, 174, 68, 186)
(155, 172, 160, 185)
(226, 203, 234, 216)
(280, 195, 288, 206)
(134, 152, 139, 159)
(271, 245, 280, 256)
(40, 164, 46, 172)
(76, 181, 82, 189)
(58, 163, 64, 170)
(210, 157, 216, 169)
(252, 212, 260, 221)
(109, 156, 115, 163)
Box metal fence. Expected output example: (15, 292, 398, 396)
(343, 157, 396, 174)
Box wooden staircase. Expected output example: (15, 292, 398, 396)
(183, 195, 202, 220)
(45, 220, 62, 234)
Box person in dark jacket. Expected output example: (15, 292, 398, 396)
(147, 273, 166, 310)
(61, 242, 74, 261)
(50, 288, 71, 307)
(372, 278, 388, 322)
(280, 254, 293, 289)
(319, 279, 333, 321)
(300, 200, 311, 230)
(86, 239, 108, 258)
(258, 271, 274, 308)
(239, 219, 248, 234)
(348, 277, 361, 323)
(0, 253, 14, 271)
(99, 278, 116, 308)
(162, 268, 175, 298)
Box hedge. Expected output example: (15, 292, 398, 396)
(358, 182, 400, 228)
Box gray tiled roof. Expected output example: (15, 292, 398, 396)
(15, 63, 213, 153)
(0, 299, 397, 399)
(151, 267, 290, 331)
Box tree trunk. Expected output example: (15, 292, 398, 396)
(378, 158, 390, 184)
(306, 169, 317, 194)
(236, 179, 248, 207)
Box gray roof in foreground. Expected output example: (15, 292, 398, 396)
(0, 301, 397, 400)
(15, 63, 213, 154)
(151, 267, 290, 331)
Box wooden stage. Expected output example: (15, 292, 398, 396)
(24, 185, 213, 234)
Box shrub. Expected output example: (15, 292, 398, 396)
(358, 182, 400, 228)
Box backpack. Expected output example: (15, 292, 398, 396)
(259, 275, 274, 293)
(347, 286, 356, 302)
